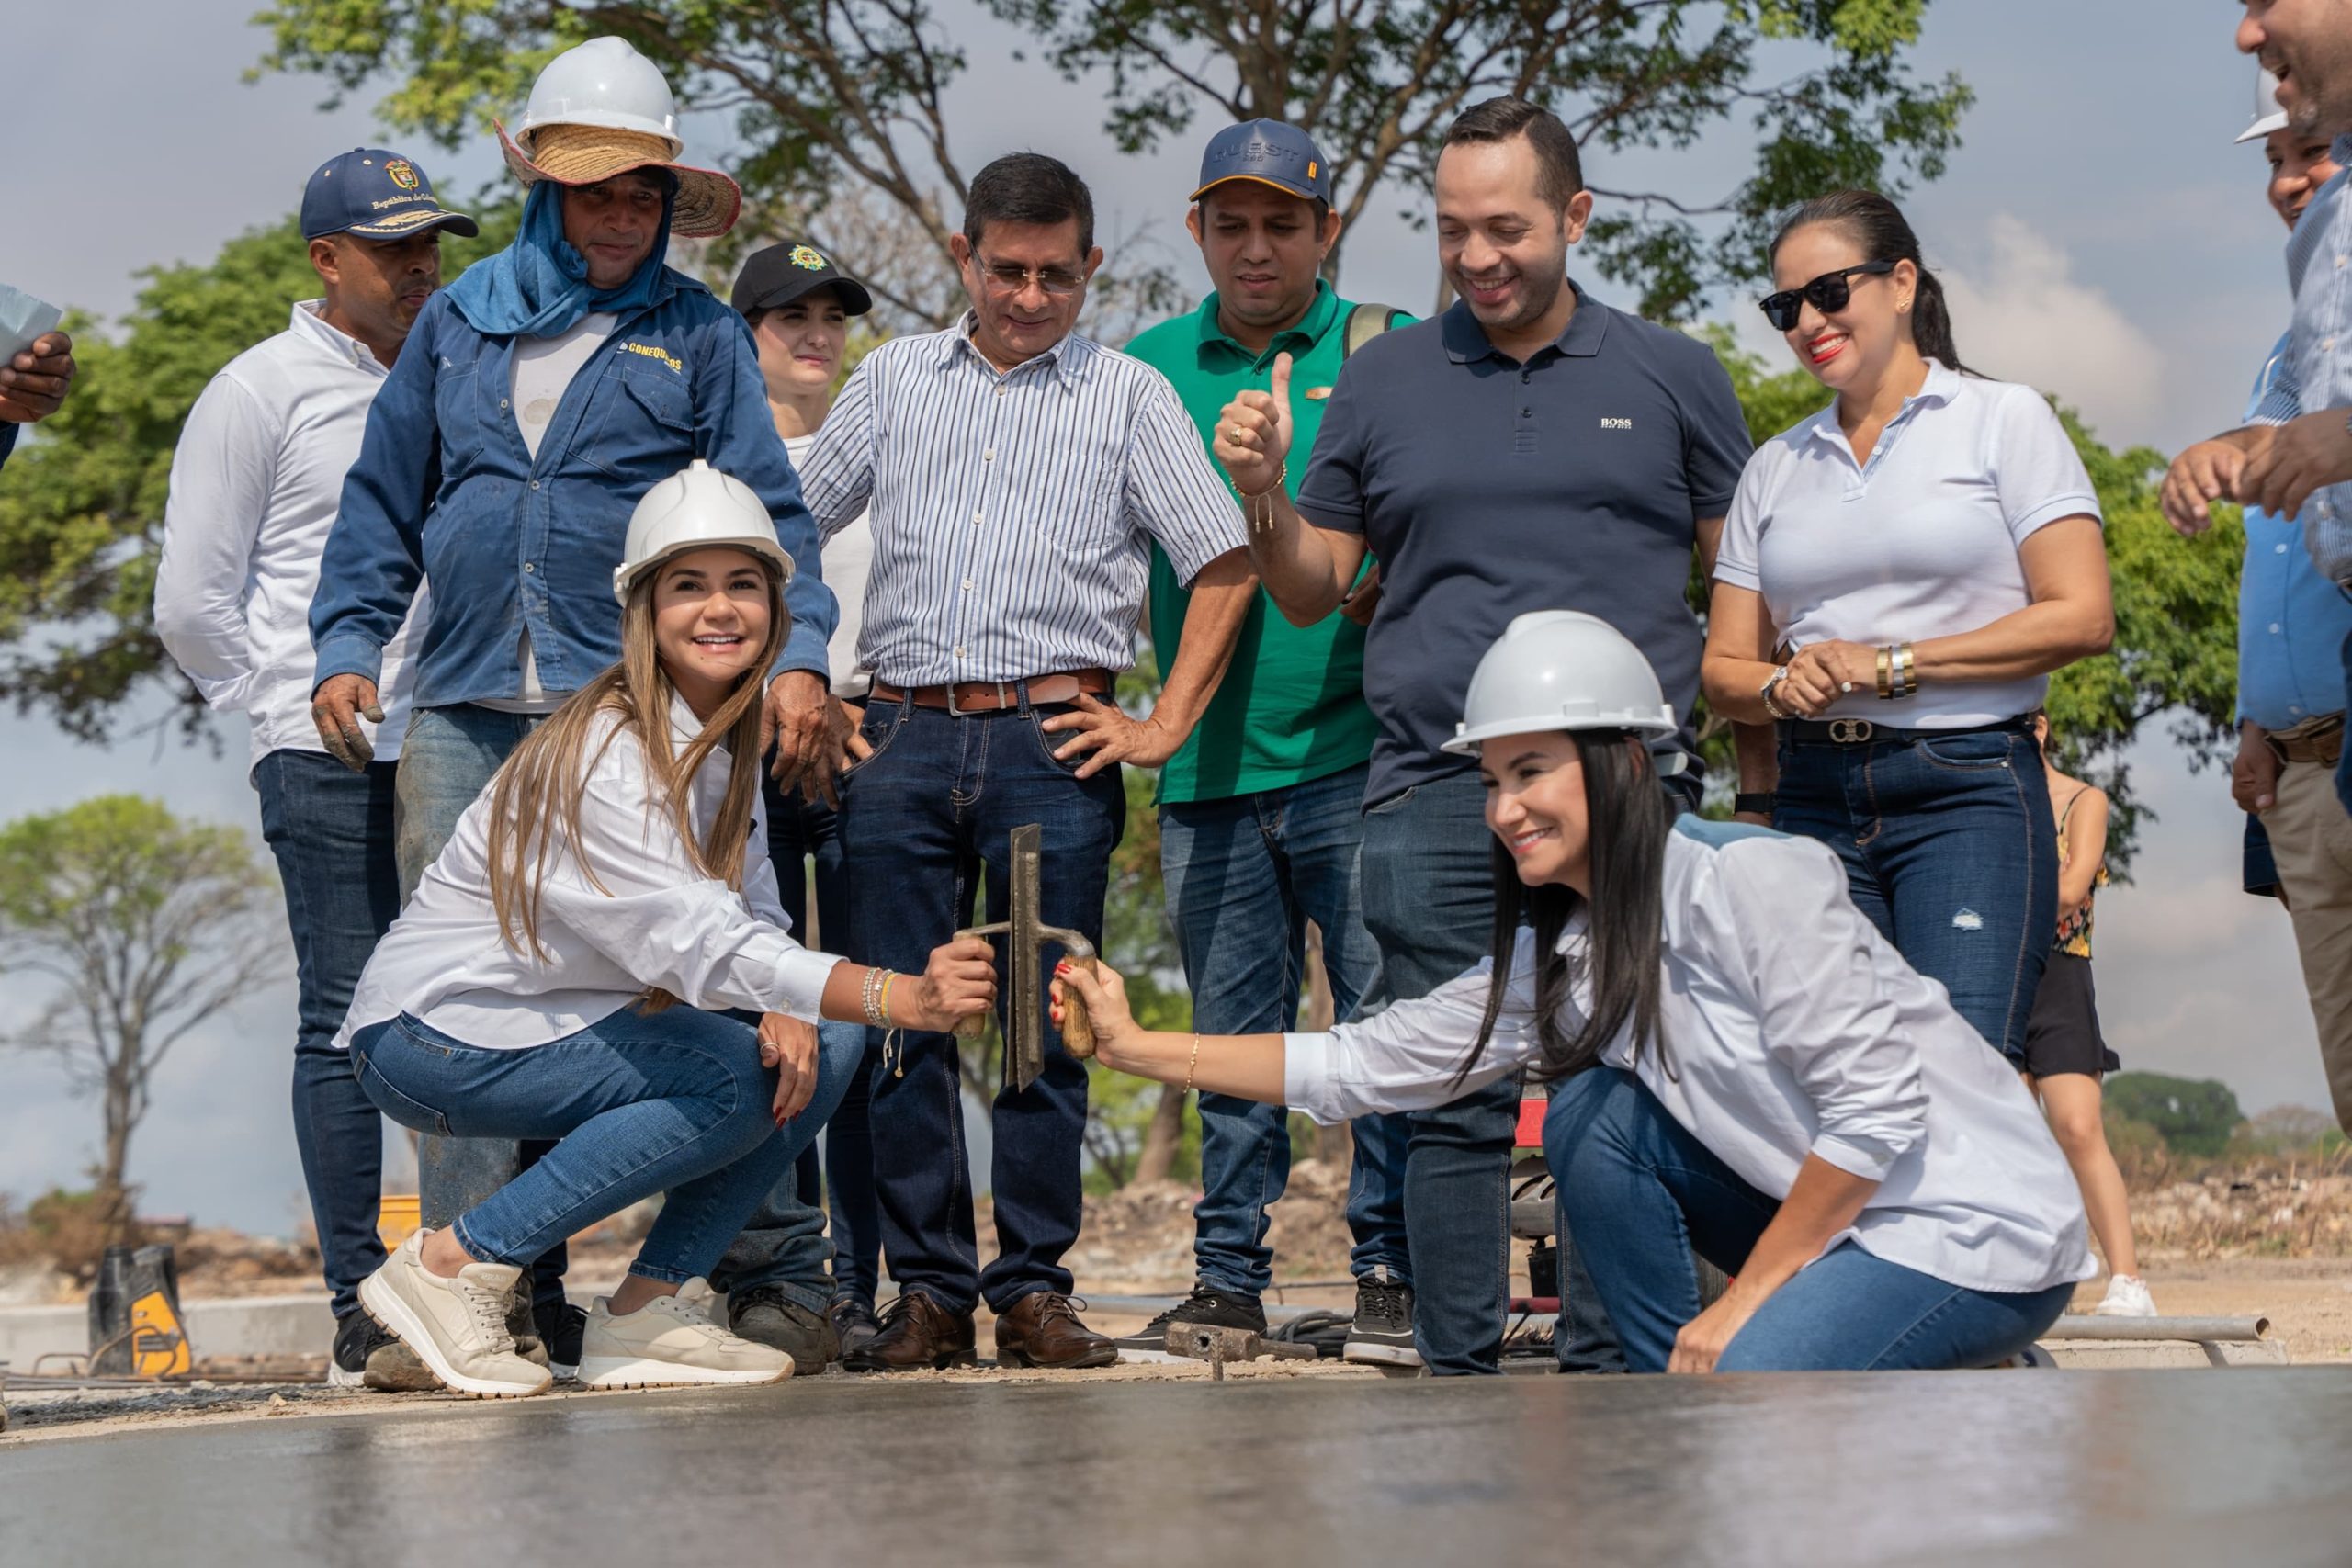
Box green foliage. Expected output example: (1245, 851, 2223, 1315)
(2103, 1071, 2246, 1160)
(0, 209, 518, 741)
(254, 0, 1969, 320)
(0, 794, 271, 936)
(1695, 331, 2243, 864)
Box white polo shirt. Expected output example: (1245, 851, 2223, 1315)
(156, 301, 423, 765)
(1713, 360, 2101, 728)
(334, 695, 842, 1052)
(1283, 819, 2093, 1297)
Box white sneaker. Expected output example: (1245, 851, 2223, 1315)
(2091, 1274, 2157, 1317)
(357, 1229, 554, 1398)
(578, 1279, 795, 1389)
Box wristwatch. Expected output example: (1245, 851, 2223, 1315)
(1734, 793, 1777, 817)
(1758, 666, 1793, 720)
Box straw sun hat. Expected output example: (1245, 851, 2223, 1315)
(496, 119, 743, 239)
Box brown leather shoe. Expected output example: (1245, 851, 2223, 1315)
(841, 1290, 977, 1373)
(994, 1292, 1117, 1370)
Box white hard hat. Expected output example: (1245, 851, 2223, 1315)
(613, 460, 795, 605)
(1443, 611, 1678, 756)
(517, 38, 684, 160)
(2239, 66, 2289, 144)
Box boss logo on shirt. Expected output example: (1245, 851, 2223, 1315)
(622, 342, 684, 374)
(1600, 417, 1634, 431)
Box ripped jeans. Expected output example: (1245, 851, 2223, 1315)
(1774, 721, 2057, 1066)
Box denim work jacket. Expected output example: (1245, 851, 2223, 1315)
(311, 279, 835, 708)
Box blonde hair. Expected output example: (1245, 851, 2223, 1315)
(483, 551, 787, 1012)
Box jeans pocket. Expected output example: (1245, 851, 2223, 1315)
(1028, 705, 1089, 776)
(840, 704, 908, 783)
(1363, 784, 1419, 817)
(353, 1048, 453, 1138)
(1915, 731, 2018, 771)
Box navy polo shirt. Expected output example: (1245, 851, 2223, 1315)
(1296, 284, 1751, 802)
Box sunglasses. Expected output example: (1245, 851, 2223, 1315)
(1758, 260, 1895, 333)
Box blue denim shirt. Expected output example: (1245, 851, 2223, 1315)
(2238, 332, 2352, 728)
(311, 280, 835, 707)
(2249, 137, 2352, 583)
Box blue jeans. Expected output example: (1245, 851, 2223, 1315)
(1357, 773, 1528, 1376)
(1159, 764, 1408, 1296)
(254, 749, 402, 1320)
(1545, 1066, 2072, 1371)
(708, 775, 876, 1311)
(837, 696, 1125, 1314)
(393, 704, 567, 1306)
(349, 1006, 858, 1283)
(1774, 724, 2057, 1065)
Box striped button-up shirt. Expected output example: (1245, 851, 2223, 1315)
(797, 317, 1247, 686)
(2251, 135, 2352, 584)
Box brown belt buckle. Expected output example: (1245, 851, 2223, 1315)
(1827, 718, 1875, 744)
(946, 681, 1014, 716)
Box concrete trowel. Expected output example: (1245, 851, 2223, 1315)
(954, 823, 1099, 1094)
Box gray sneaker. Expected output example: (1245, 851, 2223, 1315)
(1342, 1268, 1422, 1369)
(727, 1285, 842, 1367)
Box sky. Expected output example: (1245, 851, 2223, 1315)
(0, 0, 2335, 1237)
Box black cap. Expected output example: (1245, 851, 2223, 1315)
(301, 149, 480, 242)
(730, 242, 875, 317)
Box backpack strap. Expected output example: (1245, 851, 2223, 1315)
(1342, 302, 1408, 360)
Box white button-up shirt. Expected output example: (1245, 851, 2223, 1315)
(1713, 360, 2102, 728)
(334, 697, 841, 1051)
(1283, 819, 2093, 1296)
(156, 301, 423, 765)
(796, 317, 1247, 685)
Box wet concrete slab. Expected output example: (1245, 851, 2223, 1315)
(8, 1370, 2352, 1565)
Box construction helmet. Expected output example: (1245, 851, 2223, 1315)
(2238, 66, 2289, 145)
(613, 460, 795, 605)
(1443, 612, 1678, 755)
(516, 37, 684, 161)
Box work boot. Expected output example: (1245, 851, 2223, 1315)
(728, 1285, 841, 1367)
(1342, 1267, 1422, 1369)
(994, 1292, 1117, 1370)
(536, 1298, 589, 1379)
(578, 1279, 793, 1389)
(329, 1309, 436, 1392)
(830, 1295, 881, 1359)
(1110, 1281, 1267, 1363)
(356, 1229, 552, 1399)
(842, 1290, 978, 1372)
(506, 1296, 549, 1371)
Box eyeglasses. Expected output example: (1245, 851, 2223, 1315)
(974, 255, 1087, 299)
(1758, 260, 1895, 332)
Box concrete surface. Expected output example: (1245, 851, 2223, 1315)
(7, 1370, 2352, 1565)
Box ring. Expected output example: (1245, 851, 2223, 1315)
(1839, 682, 1854, 694)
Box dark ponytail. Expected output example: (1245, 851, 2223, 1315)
(1461, 730, 1672, 1086)
(1770, 189, 1975, 377)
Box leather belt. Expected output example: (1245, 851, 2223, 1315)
(1783, 715, 2035, 748)
(871, 668, 1114, 715)
(2267, 713, 2346, 767)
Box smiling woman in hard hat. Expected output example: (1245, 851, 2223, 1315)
(1056, 613, 2091, 1372)
(329, 463, 993, 1398)
(305, 37, 843, 1365)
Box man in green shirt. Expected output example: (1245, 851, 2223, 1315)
(1117, 121, 1418, 1367)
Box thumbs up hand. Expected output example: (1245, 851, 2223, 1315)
(1213, 351, 1295, 498)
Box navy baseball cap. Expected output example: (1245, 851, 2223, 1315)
(301, 149, 481, 242)
(1191, 120, 1333, 205)
(730, 240, 875, 317)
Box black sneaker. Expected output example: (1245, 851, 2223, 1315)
(330, 1310, 437, 1393)
(530, 1299, 586, 1379)
(1110, 1281, 1267, 1363)
(1342, 1268, 1422, 1368)
(829, 1295, 881, 1359)
(729, 1285, 842, 1368)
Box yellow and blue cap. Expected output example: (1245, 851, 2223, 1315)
(1191, 119, 1333, 205)
(301, 149, 481, 243)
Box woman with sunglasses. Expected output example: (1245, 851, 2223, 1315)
(1700, 191, 2113, 1071)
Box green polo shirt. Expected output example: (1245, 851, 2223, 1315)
(1126, 283, 1401, 804)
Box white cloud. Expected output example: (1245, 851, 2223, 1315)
(1939, 216, 2170, 443)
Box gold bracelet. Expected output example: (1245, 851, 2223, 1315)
(1238, 463, 1288, 536)
(1182, 1032, 1203, 1096)
(878, 970, 895, 1029)
(1876, 645, 1894, 700)
(1897, 642, 1917, 697)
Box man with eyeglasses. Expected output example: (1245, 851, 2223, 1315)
(796, 152, 1257, 1372)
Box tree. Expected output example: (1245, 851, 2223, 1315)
(2104, 1070, 2245, 1160)
(0, 796, 285, 1240)
(254, 0, 1970, 319)
(0, 209, 519, 743)
(1700, 333, 2243, 866)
